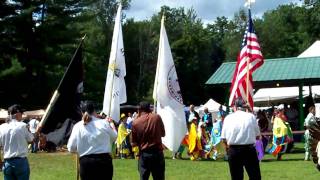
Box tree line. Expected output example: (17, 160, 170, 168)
(1, 0, 320, 109)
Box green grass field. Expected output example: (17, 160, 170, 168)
(0, 143, 319, 180)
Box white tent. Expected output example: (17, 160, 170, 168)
(0, 109, 8, 121)
(0, 109, 45, 122)
(298, 40, 320, 58)
(253, 41, 320, 106)
(196, 99, 226, 112)
(24, 109, 45, 118)
(253, 86, 320, 106)
(315, 103, 320, 118)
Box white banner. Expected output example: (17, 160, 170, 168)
(153, 16, 187, 152)
(103, 3, 127, 123)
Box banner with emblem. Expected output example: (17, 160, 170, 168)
(102, 3, 127, 123)
(153, 16, 187, 152)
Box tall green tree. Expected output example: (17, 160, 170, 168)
(257, 4, 310, 58)
(0, 0, 132, 108)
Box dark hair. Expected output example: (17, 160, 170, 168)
(309, 105, 315, 113)
(234, 97, 246, 108)
(81, 101, 95, 125)
(138, 101, 151, 113)
(8, 104, 24, 115)
(81, 101, 95, 115)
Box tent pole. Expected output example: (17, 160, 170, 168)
(298, 82, 304, 130)
(225, 87, 230, 114)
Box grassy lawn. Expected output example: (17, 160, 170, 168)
(0, 143, 319, 180)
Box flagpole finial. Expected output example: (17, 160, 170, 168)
(81, 34, 87, 40)
(244, 0, 255, 9)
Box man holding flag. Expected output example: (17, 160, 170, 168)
(131, 102, 165, 180)
(223, 1, 264, 179)
(153, 15, 187, 155)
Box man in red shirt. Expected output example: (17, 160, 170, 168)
(131, 102, 165, 180)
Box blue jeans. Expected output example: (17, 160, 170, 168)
(3, 157, 30, 180)
(138, 150, 165, 180)
(31, 133, 39, 153)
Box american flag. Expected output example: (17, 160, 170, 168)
(229, 9, 264, 110)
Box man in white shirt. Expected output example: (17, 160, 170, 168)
(67, 101, 117, 180)
(0, 104, 34, 180)
(28, 117, 40, 153)
(221, 98, 261, 180)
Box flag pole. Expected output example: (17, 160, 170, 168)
(76, 153, 80, 180)
(76, 35, 87, 180)
(246, 58, 250, 107)
(153, 15, 165, 114)
(107, 3, 121, 119)
(37, 35, 86, 133)
(246, 2, 251, 109)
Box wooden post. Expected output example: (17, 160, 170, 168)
(76, 153, 80, 180)
(225, 87, 230, 114)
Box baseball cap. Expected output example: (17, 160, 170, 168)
(120, 113, 126, 119)
(8, 104, 24, 115)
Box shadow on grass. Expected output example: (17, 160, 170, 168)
(262, 158, 304, 162)
(289, 148, 305, 154)
(165, 156, 228, 163)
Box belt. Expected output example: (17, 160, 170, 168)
(141, 147, 162, 153)
(80, 153, 111, 160)
(229, 144, 254, 148)
(4, 157, 26, 161)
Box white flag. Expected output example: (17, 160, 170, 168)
(103, 3, 126, 123)
(153, 16, 187, 152)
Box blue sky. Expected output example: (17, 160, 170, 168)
(124, 0, 302, 23)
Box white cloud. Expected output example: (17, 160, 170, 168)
(125, 0, 302, 23)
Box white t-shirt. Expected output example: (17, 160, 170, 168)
(0, 119, 34, 159)
(221, 110, 260, 145)
(67, 116, 117, 157)
(127, 116, 133, 124)
(28, 118, 39, 133)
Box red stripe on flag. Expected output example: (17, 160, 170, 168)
(229, 16, 264, 110)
